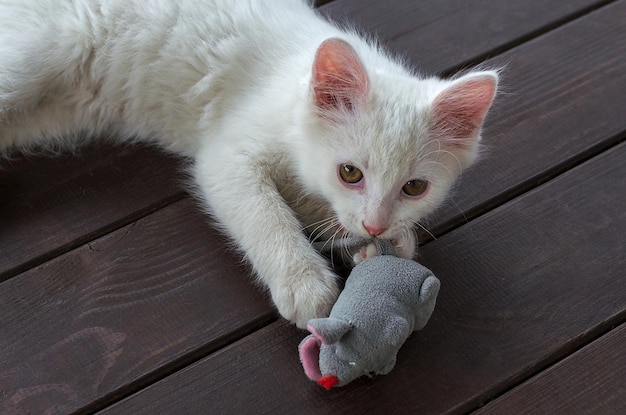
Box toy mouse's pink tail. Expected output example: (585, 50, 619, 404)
(318, 375, 339, 390)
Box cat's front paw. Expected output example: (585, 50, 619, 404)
(271, 268, 340, 329)
(394, 232, 417, 259)
(352, 243, 379, 265)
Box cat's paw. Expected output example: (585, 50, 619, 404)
(352, 243, 379, 264)
(271, 268, 340, 329)
(393, 232, 417, 259)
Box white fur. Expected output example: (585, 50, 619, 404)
(0, 0, 497, 328)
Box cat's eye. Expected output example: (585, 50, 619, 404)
(402, 179, 429, 197)
(339, 164, 363, 184)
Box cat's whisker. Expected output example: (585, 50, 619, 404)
(417, 139, 464, 180)
(308, 216, 341, 247)
(301, 216, 333, 232)
(341, 231, 354, 264)
(413, 220, 436, 241)
(427, 147, 463, 177)
(292, 188, 314, 209)
(318, 218, 341, 240)
(296, 187, 311, 199)
(447, 195, 470, 226)
(333, 226, 353, 268)
(416, 139, 444, 163)
(422, 158, 457, 181)
(327, 227, 342, 268)
(314, 218, 351, 268)
(304, 217, 337, 243)
(315, 220, 341, 266)
(321, 225, 353, 266)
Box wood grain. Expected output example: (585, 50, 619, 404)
(0, 199, 274, 415)
(0, 144, 186, 280)
(474, 324, 626, 414)
(420, 0, 626, 241)
(320, 0, 611, 74)
(97, 142, 626, 414)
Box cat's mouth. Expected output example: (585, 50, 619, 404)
(339, 225, 400, 247)
(303, 216, 398, 247)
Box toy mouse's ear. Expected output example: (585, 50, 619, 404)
(308, 318, 352, 344)
(299, 334, 323, 382)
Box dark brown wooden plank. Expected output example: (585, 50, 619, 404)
(475, 324, 626, 414)
(96, 141, 626, 414)
(320, 0, 612, 74)
(421, 0, 626, 240)
(0, 144, 186, 280)
(0, 198, 274, 415)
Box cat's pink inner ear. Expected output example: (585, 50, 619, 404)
(312, 38, 369, 113)
(432, 74, 497, 146)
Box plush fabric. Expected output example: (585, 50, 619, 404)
(299, 239, 440, 388)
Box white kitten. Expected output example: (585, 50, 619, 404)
(0, 0, 497, 328)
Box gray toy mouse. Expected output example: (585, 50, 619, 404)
(299, 238, 440, 389)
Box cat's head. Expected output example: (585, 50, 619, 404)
(296, 38, 497, 251)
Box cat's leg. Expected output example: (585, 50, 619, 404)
(194, 145, 340, 329)
(394, 230, 418, 260)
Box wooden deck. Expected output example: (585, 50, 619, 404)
(1, 1, 625, 414)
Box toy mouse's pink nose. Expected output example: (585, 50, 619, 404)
(363, 222, 387, 236)
(318, 375, 339, 390)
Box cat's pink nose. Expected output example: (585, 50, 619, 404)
(363, 222, 387, 237)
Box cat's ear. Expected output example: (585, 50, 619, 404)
(311, 38, 369, 116)
(431, 71, 498, 156)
